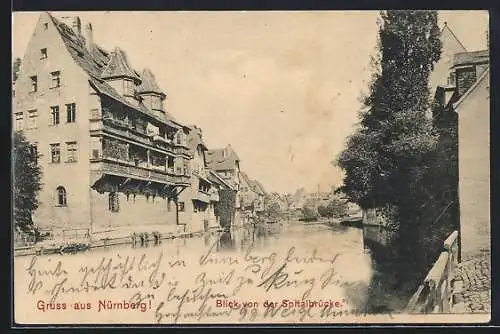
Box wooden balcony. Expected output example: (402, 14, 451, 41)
(90, 157, 191, 185)
(193, 191, 211, 203)
(90, 118, 191, 157)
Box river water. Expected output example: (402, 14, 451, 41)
(14, 220, 413, 324)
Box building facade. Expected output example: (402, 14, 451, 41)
(13, 13, 194, 235)
(205, 145, 242, 226)
(177, 126, 221, 233)
(431, 24, 490, 260)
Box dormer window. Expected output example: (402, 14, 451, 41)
(123, 79, 135, 97)
(40, 48, 47, 59)
(447, 71, 456, 86)
(152, 96, 162, 111)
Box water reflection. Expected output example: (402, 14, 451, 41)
(16, 221, 413, 315)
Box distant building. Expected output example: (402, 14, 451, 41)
(205, 145, 242, 226)
(13, 12, 194, 234)
(239, 172, 266, 221)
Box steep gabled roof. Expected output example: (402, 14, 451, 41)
(253, 180, 266, 195)
(239, 172, 254, 189)
(207, 170, 234, 190)
(205, 145, 240, 171)
(441, 23, 468, 53)
(137, 68, 165, 97)
(47, 12, 183, 129)
(101, 47, 142, 83)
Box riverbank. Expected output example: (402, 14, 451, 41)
(14, 224, 224, 257)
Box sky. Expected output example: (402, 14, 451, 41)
(12, 11, 489, 194)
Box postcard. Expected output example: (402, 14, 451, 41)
(12, 10, 490, 325)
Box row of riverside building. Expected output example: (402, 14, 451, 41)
(12, 12, 268, 239)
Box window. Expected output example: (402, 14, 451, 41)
(43, 23, 48, 30)
(14, 112, 23, 131)
(50, 143, 60, 163)
(30, 76, 37, 92)
(56, 186, 67, 206)
(27, 109, 38, 129)
(109, 192, 119, 212)
(448, 71, 456, 86)
(167, 199, 172, 212)
(167, 156, 175, 168)
(30, 143, 38, 163)
(178, 202, 185, 212)
(40, 48, 47, 59)
(66, 141, 77, 162)
(50, 71, 60, 88)
(50, 106, 60, 125)
(123, 79, 134, 96)
(176, 133, 182, 145)
(66, 103, 76, 123)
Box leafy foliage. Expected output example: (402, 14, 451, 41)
(215, 189, 236, 228)
(13, 132, 43, 232)
(318, 198, 349, 218)
(264, 195, 282, 221)
(337, 10, 442, 217)
(336, 11, 446, 279)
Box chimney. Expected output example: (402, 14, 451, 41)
(72, 17, 82, 36)
(84, 23, 93, 52)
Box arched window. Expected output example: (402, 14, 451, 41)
(56, 186, 67, 206)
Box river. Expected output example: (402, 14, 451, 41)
(14, 220, 413, 324)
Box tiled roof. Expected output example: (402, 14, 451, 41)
(137, 68, 165, 97)
(205, 145, 240, 171)
(89, 77, 180, 129)
(452, 50, 489, 67)
(239, 172, 253, 188)
(207, 170, 234, 190)
(253, 180, 266, 195)
(48, 13, 183, 129)
(101, 47, 142, 83)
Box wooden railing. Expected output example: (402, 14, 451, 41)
(406, 230, 459, 313)
(91, 159, 191, 184)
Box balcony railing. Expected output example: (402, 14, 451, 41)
(90, 158, 191, 185)
(193, 191, 211, 203)
(91, 119, 190, 157)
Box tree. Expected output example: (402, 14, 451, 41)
(12, 57, 21, 83)
(264, 195, 282, 221)
(336, 11, 442, 277)
(13, 132, 42, 232)
(318, 199, 349, 218)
